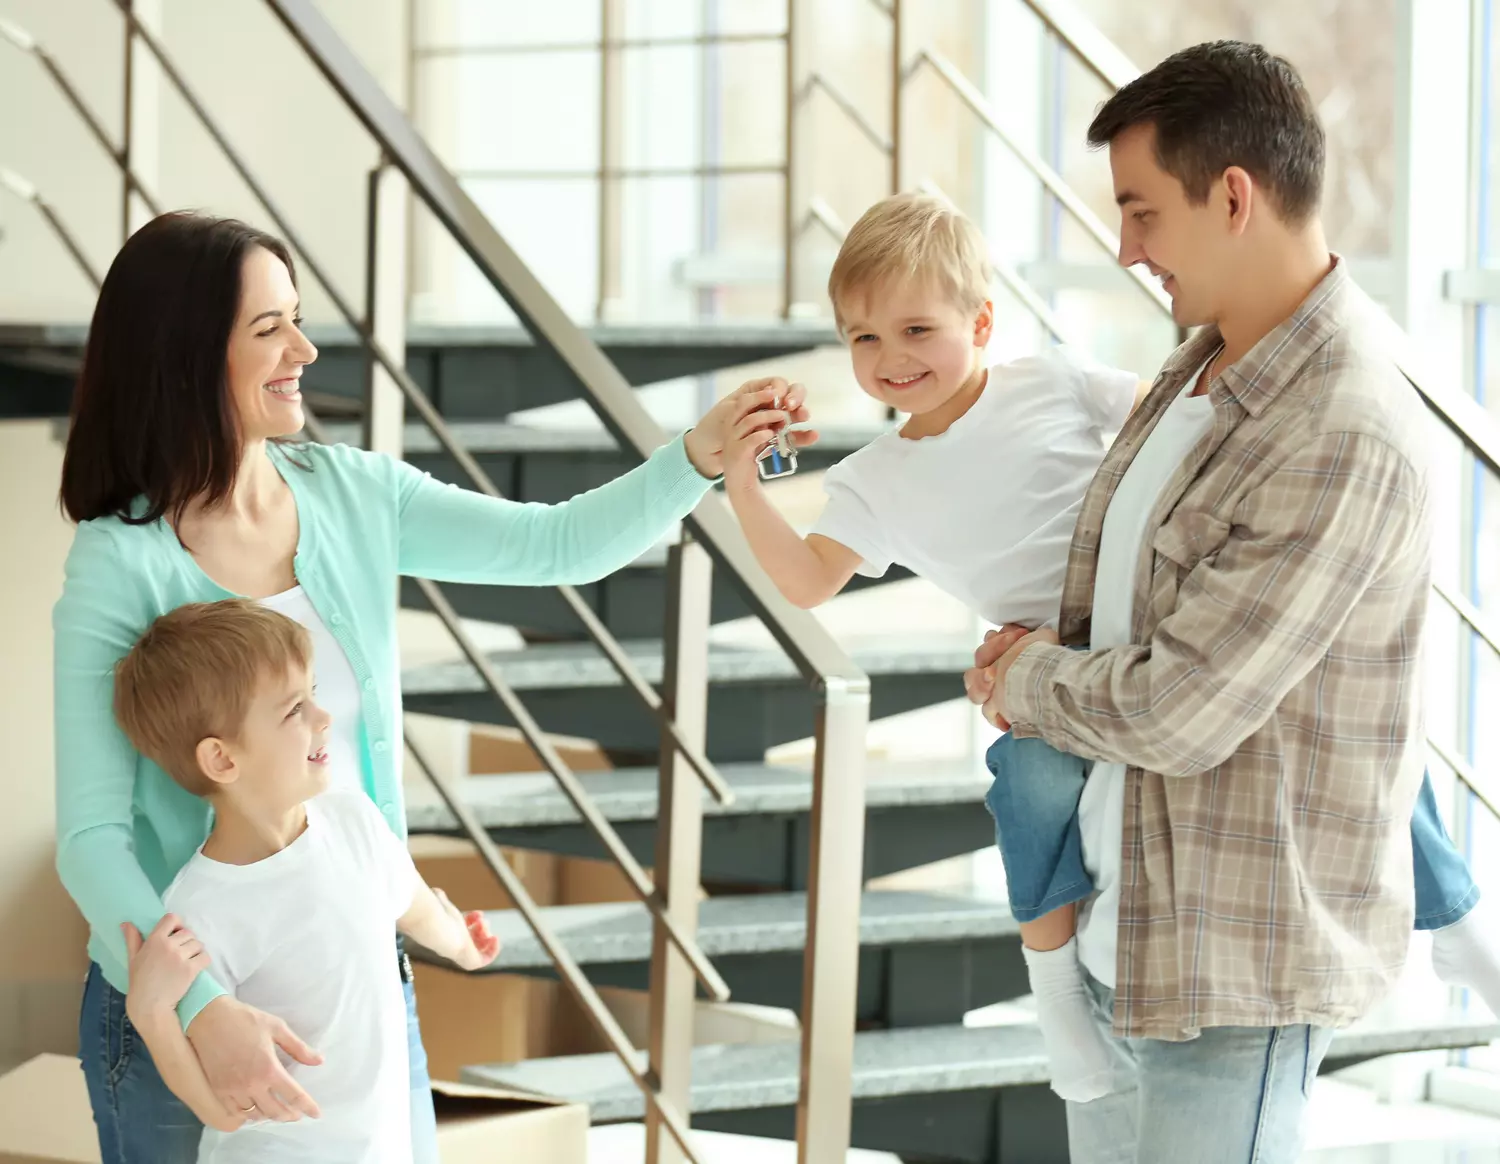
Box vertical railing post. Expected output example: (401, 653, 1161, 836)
(889, 0, 902, 194)
(782, 0, 800, 318)
(363, 160, 408, 459)
(597, 0, 624, 321)
(646, 537, 715, 1164)
(120, 0, 134, 243)
(795, 677, 869, 1164)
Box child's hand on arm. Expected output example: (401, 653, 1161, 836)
(123, 915, 208, 1024)
(123, 918, 247, 1134)
(399, 884, 501, 972)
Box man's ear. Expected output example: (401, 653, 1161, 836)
(1222, 166, 1255, 237)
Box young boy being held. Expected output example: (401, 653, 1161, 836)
(725, 192, 1500, 1102)
(727, 192, 1142, 1101)
(113, 599, 500, 1162)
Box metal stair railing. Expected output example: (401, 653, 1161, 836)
(4, 4, 874, 1160)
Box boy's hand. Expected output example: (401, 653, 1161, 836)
(686, 377, 818, 483)
(432, 888, 501, 971)
(123, 916, 210, 1024)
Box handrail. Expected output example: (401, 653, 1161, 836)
(0, 17, 162, 218)
(0, 167, 103, 290)
(911, 47, 1173, 319)
(1015, 0, 1140, 92)
(260, 0, 867, 690)
(24, 7, 734, 812)
(917, 178, 1078, 347)
(804, 72, 893, 154)
(106, 0, 732, 1004)
(1432, 578, 1500, 660)
(257, 9, 870, 1157)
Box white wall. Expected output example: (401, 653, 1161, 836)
(0, 421, 87, 1071)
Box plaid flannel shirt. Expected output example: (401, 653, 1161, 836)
(1006, 259, 1435, 1039)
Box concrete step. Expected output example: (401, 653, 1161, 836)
(400, 636, 977, 764)
(0, 320, 838, 420)
(461, 1016, 1500, 1124)
(404, 758, 995, 889)
(407, 889, 1024, 1024)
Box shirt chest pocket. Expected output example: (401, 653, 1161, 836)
(1143, 508, 1232, 628)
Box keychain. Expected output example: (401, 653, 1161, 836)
(756, 387, 800, 481)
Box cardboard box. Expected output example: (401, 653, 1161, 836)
(0, 1055, 586, 1164)
(0, 1054, 100, 1164)
(433, 1080, 588, 1162)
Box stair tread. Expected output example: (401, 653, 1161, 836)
(319, 420, 886, 455)
(401, 634, 976, 694)
(459, 1017, 1500, 1121)
(0, 320, 839, 350)
(408, 889, 1017, 971)
(404, 756, 989, 832)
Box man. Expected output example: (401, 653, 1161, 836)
(965, 41, 1434, 1162)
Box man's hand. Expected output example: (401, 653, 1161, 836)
(122, 917, 208, 1025)
(962, 625, 1032, 707)
(964, 625, 1060, 729)
(432, 888, 501, 971)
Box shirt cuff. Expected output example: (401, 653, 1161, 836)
(1004, 642, 1071, 742)
(177, 966, 228, 1034)
(663, 431, 721, 493)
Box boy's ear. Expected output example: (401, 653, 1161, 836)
(973, 299, 995, 348)
(195, 736, 239, 789)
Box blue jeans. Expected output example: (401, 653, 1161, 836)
(984, 732, 1479, 930)
(1066, 972, 1336, 1163)
(78, 959, 439, 1163)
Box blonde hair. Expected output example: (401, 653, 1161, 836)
(114, 599, 312, 797)
(827, 192, 992, 328)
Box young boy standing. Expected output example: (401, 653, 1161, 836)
(112, 599, 499, 1162)
(725, 191, 1500, 1103)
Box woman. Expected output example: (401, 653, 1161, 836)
(53, 211, 813, 1164)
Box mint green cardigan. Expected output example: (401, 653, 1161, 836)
(53, 436, 712, 1028)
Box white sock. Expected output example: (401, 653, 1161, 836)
(1431, 896, 1500, 1017)
(1023, 938, 1116, 1103)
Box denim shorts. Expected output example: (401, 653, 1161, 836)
(984, 731, 1478, 930)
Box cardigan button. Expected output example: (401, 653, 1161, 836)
(373, 740, 389, 754)
(363, 678, 376, 692)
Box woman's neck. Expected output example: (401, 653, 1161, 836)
(185, 439, 282, 525)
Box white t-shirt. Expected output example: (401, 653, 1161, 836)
(163, 791, 419, 1164)
(811, 346, 1138, 628)
(1075, 366, 1216, 987)
(259, 587, 364, 795)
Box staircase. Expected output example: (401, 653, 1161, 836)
(5, 1, 1499, 1161)
(9, 298, 1500, 1164)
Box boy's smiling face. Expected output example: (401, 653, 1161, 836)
(838, 277, 993, 424)
(200, 661, 332, 811)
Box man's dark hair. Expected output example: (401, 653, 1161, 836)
(1087, 41, 1325, 225)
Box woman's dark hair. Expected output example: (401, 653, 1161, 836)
(59, 211, 298, 526)
(1087, 41, 1326, 225)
